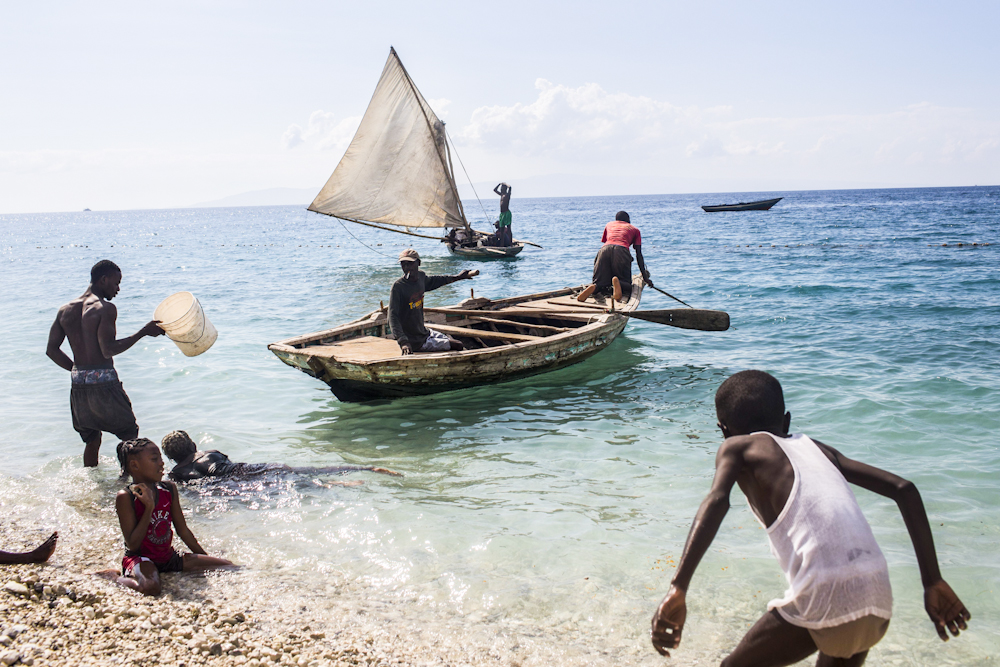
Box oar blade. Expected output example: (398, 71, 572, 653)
(630, 309, 730, 331)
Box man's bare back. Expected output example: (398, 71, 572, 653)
(46, 260, 162, 466)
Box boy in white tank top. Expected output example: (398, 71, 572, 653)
(651, 370, 971, 666)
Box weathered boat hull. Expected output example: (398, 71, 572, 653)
(447, 242, 524, 259)
(322, 326, 620, 401)
(701, 197, 783, 212)
(269, 280, 642, 402)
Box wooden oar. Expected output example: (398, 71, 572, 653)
(647, 285, 694, 309)
(624, 309, 729, 331)
(424, 306, 728, 331)
(515, 239, 544, 249)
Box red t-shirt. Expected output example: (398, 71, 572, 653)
(601, 221, 641, 249)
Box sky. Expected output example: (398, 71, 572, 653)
(2, 1, 998, 213)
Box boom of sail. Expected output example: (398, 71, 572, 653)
(308, 48, 468, 231)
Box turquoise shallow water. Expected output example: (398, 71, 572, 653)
(1, 187, 998, 665)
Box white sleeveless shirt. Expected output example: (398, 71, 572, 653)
(750, 433, 893, 628)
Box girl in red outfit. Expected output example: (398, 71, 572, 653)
(96, 438, 235, 596)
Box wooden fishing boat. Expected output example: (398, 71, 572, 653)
(307, 47, 534, 258)
(268, 276, 644, 402)
(449, 242, 524, 258)
(444, 229, 525, 258)
(701, 197, 783, 212)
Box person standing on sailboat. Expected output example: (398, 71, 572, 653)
(389, 249, 477, 355)
(492, 183, 513, 247)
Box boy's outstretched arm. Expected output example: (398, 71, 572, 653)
(651, 440, 745, 656)
(166, 481, 207, 555)
(818, 441, 972, 641)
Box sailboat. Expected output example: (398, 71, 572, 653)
(308, 47, 525, 259)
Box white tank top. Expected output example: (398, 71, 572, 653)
(751, 433, 893, 628)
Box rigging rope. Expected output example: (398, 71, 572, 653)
(335, 215, 394, 259)
(446, 128, 492, 226)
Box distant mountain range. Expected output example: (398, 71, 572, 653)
(191, 175, 722, 210)
(192, 176, 608, 210)
(193, 174, 894, 210)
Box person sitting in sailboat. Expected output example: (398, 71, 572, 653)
(390, 249, 477, 355)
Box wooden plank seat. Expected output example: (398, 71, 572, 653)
(303, 336, 402, 362)
(428, 323, 541, 342)
(465, 315, 571, 333)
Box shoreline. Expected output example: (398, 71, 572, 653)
(0, 520, 632, 667)
(0, 517, 668, 667)
(0, 522, 396, 667)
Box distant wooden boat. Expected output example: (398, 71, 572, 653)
(307, 47, 534, 258)
(444, 229, 525, 258)
(701, 197, 783, 212)
(449, 242, 524, 259)
(268, 276, 644, 402)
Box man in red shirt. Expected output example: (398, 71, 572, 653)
(578, 211, 653, 301)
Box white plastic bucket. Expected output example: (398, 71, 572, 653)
(153, 292, 218, 357)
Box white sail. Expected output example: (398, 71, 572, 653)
(309, 48, 466, 229)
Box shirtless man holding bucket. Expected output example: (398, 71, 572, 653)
(46, 260, 164, 467)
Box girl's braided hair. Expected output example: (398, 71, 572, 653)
(117, 438, 155, 477)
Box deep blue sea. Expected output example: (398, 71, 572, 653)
(1, 187, 998, 665)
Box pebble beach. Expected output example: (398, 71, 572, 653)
(0, 524, 382, 667)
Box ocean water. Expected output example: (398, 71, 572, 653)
(1, 187, 998, 665)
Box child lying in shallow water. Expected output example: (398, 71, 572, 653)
(96, 438, 236, 596)
(160, 430, 402, 483)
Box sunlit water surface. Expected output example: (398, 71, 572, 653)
(1, 187, 998, 665)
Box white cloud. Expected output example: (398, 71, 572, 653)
(282, 124, 305, 149)
(281, 111, 362, 152)
(428, 98, 452, 118)
(453, 80, 1000, 188)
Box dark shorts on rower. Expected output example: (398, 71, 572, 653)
(593, 244, 634, 297)
(70, 369, 138, 443)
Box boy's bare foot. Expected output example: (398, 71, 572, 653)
(372, 467, 404, 477)
(93, 569, 122, 582)
(28, 532, 58, 563)
(577, 284, 596, 302)
(612, 277, 623, 302)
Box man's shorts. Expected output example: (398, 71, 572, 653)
(592, 243, 634, 296)
(417, 328, 452, 352)
(70, 368, 138, 443)
(122, 550, 185, 577)
(808, 615, 890, 659)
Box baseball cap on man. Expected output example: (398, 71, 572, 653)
(399, 248, 421, 262)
